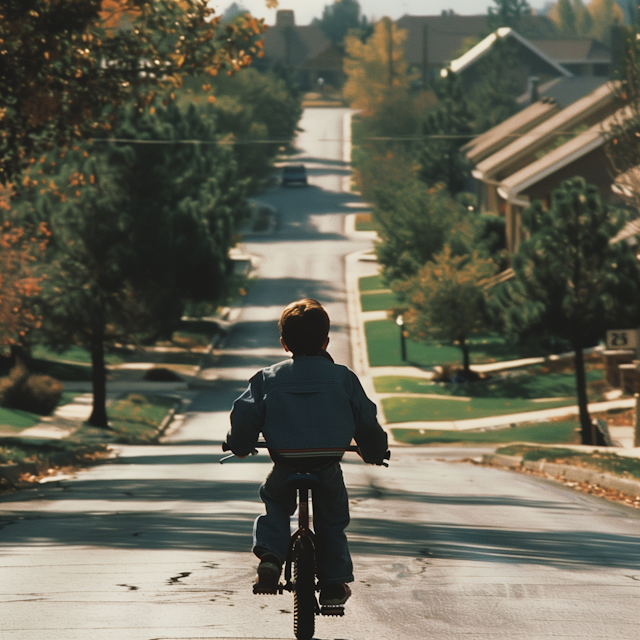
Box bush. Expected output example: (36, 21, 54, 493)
(144, 367, 183, 382)
(0, 363, 63, 415)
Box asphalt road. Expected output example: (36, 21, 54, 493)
(0, 108, 639, 639)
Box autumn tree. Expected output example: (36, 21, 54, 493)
(343, 18, 417, 127)
(405, 246, 497, 375)
(0, 0, 270, 183)
(12, 102, 249, 428)
(496, 177, 640, 445)
(0, 187, 49, 354)
(548, 0, 623, 41)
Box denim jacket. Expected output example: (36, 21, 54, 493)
(226, 353, 388, 465)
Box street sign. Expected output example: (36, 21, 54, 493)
(606, 329, 638, 350)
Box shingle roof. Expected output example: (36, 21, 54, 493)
(529, 38, 612, 63)
(262, 23, 332, 67)
(448, 28, 571, 77)
(396, 14, 489, 67)
(464, 99, 560, 164)
(497, 105, 632, 201)
(516, 76, 610, 109)
(474, 81, 618, 180)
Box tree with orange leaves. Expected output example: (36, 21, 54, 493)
(0, 186, 49, 350)
(0, 0, 273, 183)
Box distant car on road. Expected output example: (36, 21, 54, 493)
(282, 164, 308, 186)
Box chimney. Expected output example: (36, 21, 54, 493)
(276, 10, 295, 28)
(528, 76, 539, 104)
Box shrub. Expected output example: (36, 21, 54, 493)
(144, 367, 183, 382)
(0, 363, 63, 415)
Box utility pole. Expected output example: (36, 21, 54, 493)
(386, 18, 394, 88)
(422, 22, 428, 88)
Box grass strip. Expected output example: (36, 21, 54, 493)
(108, 393, 180, 444)
(496, 444, 640, 481)
(365, 319, 526, 367)
(374, 369, 603, 399)
(382, 395, 576, 422)
(360, 291, 398, 312)
(0, 407, 40, 431)
(392, 421, 580, 445)
(354, 213, 378, 232)
(359, 274, 385, 292)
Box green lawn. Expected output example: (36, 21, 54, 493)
(365, 319, 525, 367)
(360, 291, 397, 312)
(392, 421, 580, 445)
(108, 393, 180, 444)
(374, 369, 603, 399)
(359, 274, 385, 291)
(0, 407, 40, 432)
(382, 395, 576, 423)
(72, 393, 179, 444)
(354, 213, 378, 232)
(31, 345, 126, 365)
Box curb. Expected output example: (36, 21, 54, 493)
(483, 453, 640, 498)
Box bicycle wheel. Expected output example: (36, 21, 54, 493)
(293, 536, 316, 640)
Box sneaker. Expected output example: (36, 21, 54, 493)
(319, 583, 351, 605)
(256, 553, 282, 587)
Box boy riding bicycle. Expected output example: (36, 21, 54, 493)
(224, 299, 388, 606)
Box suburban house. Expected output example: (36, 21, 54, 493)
(516, 75, 610, 108)
(447, 27, 571, 93)
(529, 38, 613, 76)
(260, 10, 343, 87)
(397, 15, 613, 86)
(466, 81, 625, 251)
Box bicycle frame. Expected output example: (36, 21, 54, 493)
(221, 442, 390, 639)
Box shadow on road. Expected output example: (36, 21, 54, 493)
(2, 471, 639, 570)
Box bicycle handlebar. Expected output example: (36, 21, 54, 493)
(221, 441, 390, 465)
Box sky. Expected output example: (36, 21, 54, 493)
(209, 0, 549, 25)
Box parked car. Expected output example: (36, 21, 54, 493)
(282, 164, 308, 186)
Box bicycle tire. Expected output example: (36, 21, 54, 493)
(293, 536, 316, 640)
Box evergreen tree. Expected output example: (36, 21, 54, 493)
(373, 182, 471, 290)
(496, 177, 640, 444)
(313, 0, 369, 45)
(487, 0, 532, 31)
(13, 102, 249, 427)
(418, 71, 474, 195)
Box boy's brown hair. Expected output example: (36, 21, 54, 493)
(279, 299, 330, 356)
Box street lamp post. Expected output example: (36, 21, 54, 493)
(396, 314, 406, 362)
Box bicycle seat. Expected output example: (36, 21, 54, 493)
(285, 473, 320, 489)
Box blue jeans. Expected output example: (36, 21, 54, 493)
(253, 462, 354, 586)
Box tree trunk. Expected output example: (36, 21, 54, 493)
(87, 332, 109, 428)
(460, 338, 470, 375)
(573, 342, 594, 445)
(9, 344, 30, 368)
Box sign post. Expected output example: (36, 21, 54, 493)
(606, 329, 639, 357)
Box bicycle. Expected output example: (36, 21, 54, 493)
(221, 442, 390, 640)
